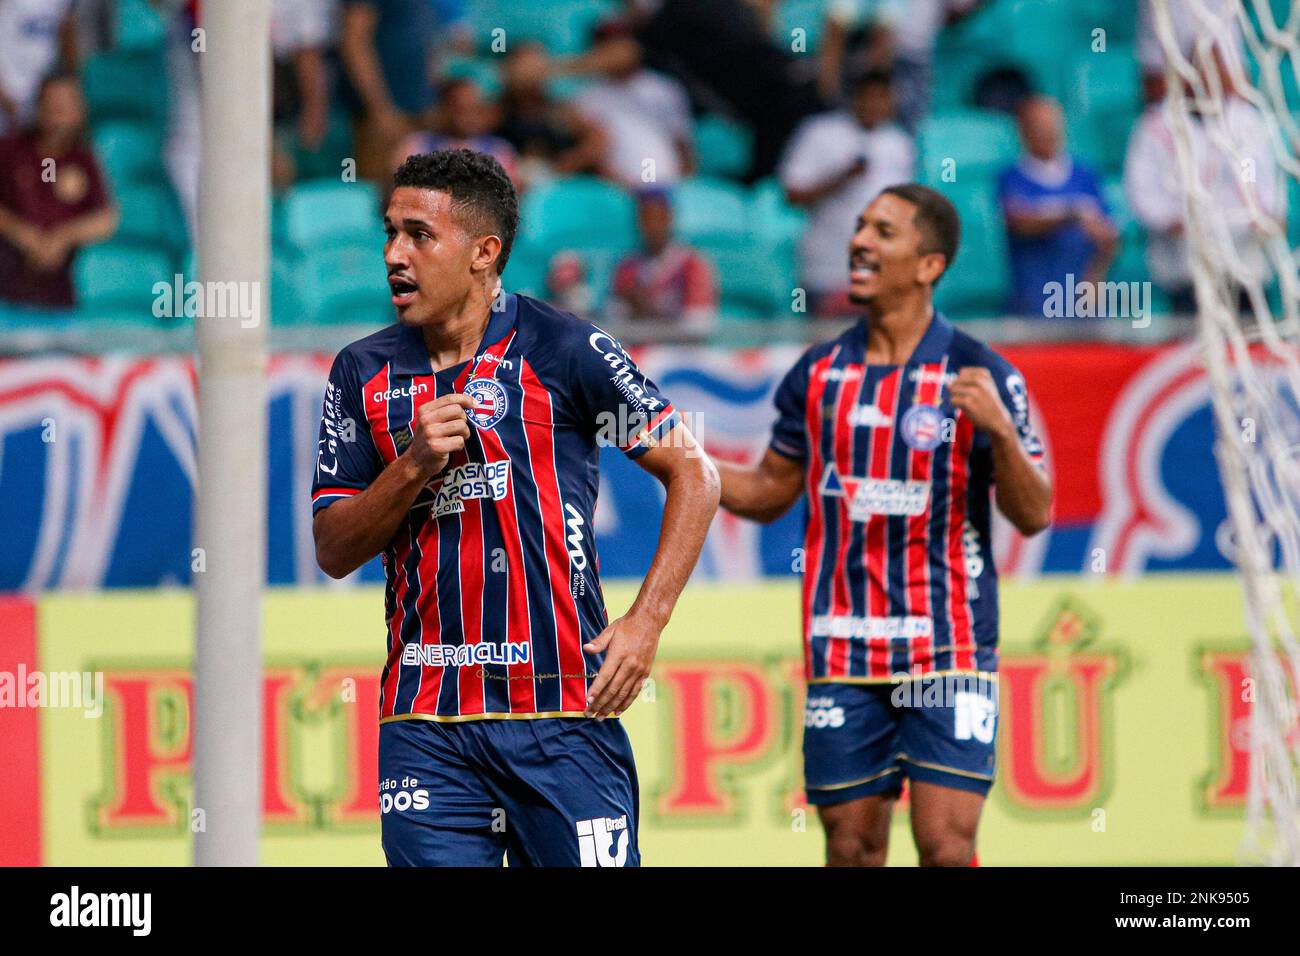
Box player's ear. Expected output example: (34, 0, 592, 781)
(473, 234, 503, 274)
(917, 251, 946, 286)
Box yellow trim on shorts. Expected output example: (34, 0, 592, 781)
(379, 710, 591, 725)
(806, 765, 903, 792)
(898, 753, 994, 782)
(806, 669, 998, 685)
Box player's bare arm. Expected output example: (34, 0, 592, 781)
(584, 423, 720, 718)
(949, 366, 1052, 536)
(716, 449, 804, 524)
(313, 392, 477, 578)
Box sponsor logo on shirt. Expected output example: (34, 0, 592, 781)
(575, 814, 630, 867)
(820, 464, 930, 518)
(810, 615, 935, 640)
(401, 641, 531, 667)
(588, 330, 664, 412)
(373, 382, 428, 403)
(430, 461, 510, 517)
(849, 404, 892, 428)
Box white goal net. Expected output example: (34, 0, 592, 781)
(1150, 0, 1300, 864)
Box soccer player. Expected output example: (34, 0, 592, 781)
(715, 184, 1051, 866)
(311, 149, 720, 867)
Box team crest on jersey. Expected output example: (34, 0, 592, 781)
(464, 378, 508, 430)
(900, 404, 944, 451)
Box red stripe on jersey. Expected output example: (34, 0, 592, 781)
(946, 414, 977, 669)
(312, 487, 359, 500)
(461, 333, 536, 712)
(520, 358, 587, 711)
(825, 364, 866, 679)
(865, 368, 902, 679)
(801, 350, 836, 680)
(364, 363, 406, 718)
(905, 360, 947, 673)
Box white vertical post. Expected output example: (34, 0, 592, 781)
(193, 0, 269, 866)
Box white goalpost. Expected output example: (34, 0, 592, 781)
(193, 0, 270, 866)
(1151, 0, 1300, 864)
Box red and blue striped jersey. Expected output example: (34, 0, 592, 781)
(312, 294, 680, 722)
(769, 313, 1043, 683)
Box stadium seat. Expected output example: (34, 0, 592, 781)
(83, 53, 168, 124)
(929, 181, 1009, 317)
(1066, 47, 1141, 176)
(773, 0, 833, 53)
(694, 114, 753, 179)
(270, 254, 308, 326)
(748, 178, 808, 251)
(281, 179, 383, 252)
(671, 177, 751, 245)
(114, 0, 167, 53)
(518, 176, 636, 252)
(917, 109, 1020, 183)
(440, 56, 503, 99)
(92, 121, 166, 186)
(710, 243, 795, 318)
(301, 242, 391, 325)
(466, 0, 616, 56)
(74, 242, 175, 318)
(114, 182, 188, 253)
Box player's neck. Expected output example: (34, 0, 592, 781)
(864, 299, 933, 366)
(419, 286, 496, 371)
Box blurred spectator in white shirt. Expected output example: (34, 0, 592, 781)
(1137, 0, 1244, 95)
(1124, 88, 1281, 312)
(779, 69, 914, 316)
(0, 0, 79, 135)
(573, 21, 694, 188)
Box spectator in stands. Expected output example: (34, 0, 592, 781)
(608, 188, 717, 335)
(394, 77, 518, 185)
(778, 69, 914, 318)
(339, 0, 470, 180)
(1124, 76, 1281, 313)
(0, 0, 79, 136)
(568, 21, 694, 188)
(0, 73, 117, 309)
(818, 0, 984, 131)
(998, 95, 1117, 317)
(617, 0, 824, 182)
(271, 0, 339, 189)
(497, 43, 606, 187)
(1137, 0, 1243, 100)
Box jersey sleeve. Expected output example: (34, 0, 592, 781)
(571, 325, 681, 459)
(311, 350, 382, 513)
(979, 352, 1045, 466)
(769, 348, 813, 462)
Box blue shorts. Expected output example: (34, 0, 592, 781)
(378, 717, 640, 867)
(802, 675, 998, 804)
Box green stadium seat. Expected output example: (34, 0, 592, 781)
(774, 0, 833, 54)
(519, 176, 636, 252)
(74, 242, 175, 318)
(694, 114, 753, 179)
(917, 109, 1019, 183)
(1102, 177, 1150, 288)
(929, 181, 1008, 318)
(710, 243, 795, 318)
(748, 178, 808, 250)
(290, 109, 357, 182)
(270, 254, 310, 326)
(83, 53, 168, 124)
(671, 177, 750, 245)
(93, 121, 165, 186)
(440, 56, 503, 99)
(114, 181, 188, 253)
(301, 243, 390, 325)
(281, 179, 383, 252)
(467, 0, 616, 56)
(114, 0, 167, 53)
(1066, 47, 1141, 176)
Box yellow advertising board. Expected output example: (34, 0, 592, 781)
(15, 575, 1257, 865)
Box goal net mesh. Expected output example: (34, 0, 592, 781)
(1150, 0, 1300, 864)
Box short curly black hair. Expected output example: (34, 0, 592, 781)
(392, 148, 519, 275)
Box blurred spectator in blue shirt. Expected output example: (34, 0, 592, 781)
(997, 96, 1117, 317)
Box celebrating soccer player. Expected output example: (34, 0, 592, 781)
(715, 184, 1052, 866)
(311, 149, 720, 867)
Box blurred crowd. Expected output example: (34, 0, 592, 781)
(0, 0, 1286, 331)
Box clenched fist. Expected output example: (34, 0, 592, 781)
(949, 366, 1013, 438)
(407, 393, 479, 476)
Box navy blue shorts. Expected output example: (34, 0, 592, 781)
(802, 674, 999, 805)
(378, 717, 640, 867)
